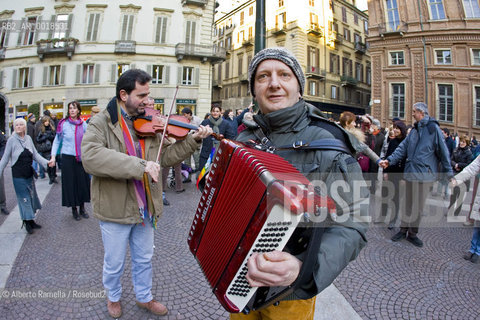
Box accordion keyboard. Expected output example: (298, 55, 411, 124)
(225, 203, 303, 312)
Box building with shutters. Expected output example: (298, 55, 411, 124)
(0, 0, 224, 133)
(212, 0, 370, 118)
(367, 0, 480, 135)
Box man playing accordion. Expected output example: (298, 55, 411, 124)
(230, 48, 369, 320)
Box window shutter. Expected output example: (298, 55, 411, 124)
(76, 64, 81, 84)
(65, 14, 73, 38)
(60, 65, 65, 85)
(307, 47, 310, 66)
(191, 22, 196, 44)
(177, 66, 182, 85)
(155, 17, 161, 43)
(147, 65, 152, 76)
(17, 18, 26, 45)
(316, 48, 320, 67)
(161, 17, 167, 43)
(130, 63, 136, 69)
(185, 21, 191, 43)
(127, 15, 134, 41)
(48, 15, 56, 39)
(165, 66, 170, 84)
(92, 13, 100, 41)
(12, 69, 17, 89)
(34, 16, 42, 42)
(28, 67, 34, 87)
(0, 70, 4, 88)
(86, 14, 94, 41)
(111, 64, 117, 83)
(121, 15, 128, 40)
(94, 64, 100, 84)
(194, 67, 199, 85)
(3, 21, 10, 47)
(43, 66, 48, 86)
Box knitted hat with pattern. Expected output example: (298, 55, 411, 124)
(248, 47, 305, 97)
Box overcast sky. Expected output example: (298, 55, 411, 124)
(357, 0, 368, 11)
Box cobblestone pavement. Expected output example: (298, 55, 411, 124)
(0, 179, 228, 319)
(0, 173, 480, 319)
(0, 166, 20, 227)
(334, 199, 480, 319)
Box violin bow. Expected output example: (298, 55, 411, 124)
(155, 85, 180, 164)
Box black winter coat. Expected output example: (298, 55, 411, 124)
(198, 117, 236, 168)
(451, 146, 472, 173)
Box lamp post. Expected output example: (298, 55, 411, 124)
(254, 0, 265, 54)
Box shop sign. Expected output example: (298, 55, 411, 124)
(78, 99, 97, 106)
(176, 99, 196, 104)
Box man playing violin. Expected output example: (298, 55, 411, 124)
(81, 69, 212, 318)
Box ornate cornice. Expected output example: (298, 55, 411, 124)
(182, 9, 203, 17)
(25, 7, 44, 13)
(0, 10, 15, 19)
(468, 74, 480, 80)
(154, 8, 174, 13)
(119, 4, 142, 12)
(431, 72, 456, 79)
(385, 72, 408, 78)
(369, 33, 480, 48)
(86, 4, 108, 9)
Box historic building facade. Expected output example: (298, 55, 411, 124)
(367, 0, 480, 135)
(213, 0, 370, 118)
(0, 0, 224, 133)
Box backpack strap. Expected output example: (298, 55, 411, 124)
(276, 139, 352, 155)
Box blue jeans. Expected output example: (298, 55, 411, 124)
(469, 227, 480, 256)
(99, 221, 154, 303)
(12, 177, 41, 220)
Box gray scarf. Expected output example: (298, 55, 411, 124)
(208, 116, 223, 134)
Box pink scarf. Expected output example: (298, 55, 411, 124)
(56, 117, 84, 162)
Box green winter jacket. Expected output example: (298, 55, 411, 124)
(236, 99, 369, 300)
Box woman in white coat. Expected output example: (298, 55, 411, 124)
(452, 156, 480, 263)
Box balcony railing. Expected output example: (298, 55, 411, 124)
(175, 43, 226, 63)
(340, 75, 358, 87)
(272, 24, 287, 36)
(354, 41, 367, 54)
(239, 73, 248, 82)
(332, 31, 343, 44)
(213, 79, 222, 88)
(0, 47, 5, 61)
(378, 21, 408, 37)
(115, 40, 136, 54)
(242, 37, 254, 47)
(36, 38, 78, 61)
(305, 66, 326, 79)
(307, 24, 322, 37)
(182, 0, 207, 7)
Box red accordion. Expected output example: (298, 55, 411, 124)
(188, 140, 335, 313)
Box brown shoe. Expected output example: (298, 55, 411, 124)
(107, 300, 122, 318)
(136, 299, 168, 316)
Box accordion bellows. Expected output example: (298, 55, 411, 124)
(188, 139, 333, 313)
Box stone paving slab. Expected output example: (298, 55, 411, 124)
(1, 174, 480, 319)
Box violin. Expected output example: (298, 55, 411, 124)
(133, 108, 223, 140)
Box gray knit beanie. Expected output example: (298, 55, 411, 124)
(248, 47, 305, 97)
(413, 102, 429, 116)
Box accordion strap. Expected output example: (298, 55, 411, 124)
(252, 127, 351, 155)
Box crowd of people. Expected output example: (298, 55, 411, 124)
(0, 47, 479, 319)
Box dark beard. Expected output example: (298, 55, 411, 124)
(125, 98, 145, 117)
